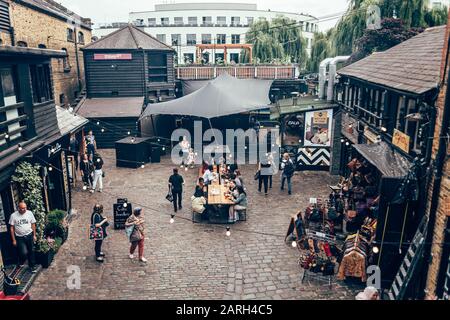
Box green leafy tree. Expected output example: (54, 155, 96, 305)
(246, 16, 308, 65)
(424, 6, 448, 27)
(307, 31, 332, 72)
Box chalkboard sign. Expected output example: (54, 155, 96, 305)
(113, 200, 132, 229)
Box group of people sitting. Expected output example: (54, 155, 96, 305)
(192, 160, 247, 223)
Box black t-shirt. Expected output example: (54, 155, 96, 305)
(93, 157, 104, 170)
(169, 174, 184, 192)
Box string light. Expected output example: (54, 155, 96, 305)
(48, 166, 53, 172)
(18, 144, 22, 151)
(170, 215, 175, 224)
(226, 227, 231, 237)
(5, 134, 9, 139)
(101, 128, 105, 133)
(123, 202, 128, 208)
(185, 167, 188, 171)
(381, 127, 387, 133)
(141, 164, 145, 169)
(96, 121, 100, 125)
(372, 246, 379, 254)
(82, 185, 87, 191)
(345, 142, 350, 146)
(127, 131, 131, 135)
(291, 241, 297, 248)
(131, 138, 136, 143)
(162, 147, 166, 151)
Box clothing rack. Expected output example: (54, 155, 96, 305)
(304, 229, 337, 244)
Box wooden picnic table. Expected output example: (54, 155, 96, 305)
(207, 182, 234, 205)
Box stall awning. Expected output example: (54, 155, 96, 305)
(76, 97, 144, 118)
(353, 142, 412, 178)
(140, 73, 273, 119)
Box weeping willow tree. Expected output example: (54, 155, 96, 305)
(245, 16, 308, 65)
(306, 31, 332, 73)
(331, 0, 447, 56)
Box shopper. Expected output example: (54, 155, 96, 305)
(9, 201, 37, 272)
(202, 165, 215, 185)
(194, 177, 206, 198)
(229, 186, 248, 223)
(169, 168, 184, 212)
(91, 204, 108, 263)
(125, 207, 147, 263)
(91, 152, 104, 193)
(85, 130, 97, 160)
(281, 153, 295, 195)
(80, 153, 93, 190)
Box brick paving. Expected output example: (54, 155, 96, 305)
(29, 149, 362, 300)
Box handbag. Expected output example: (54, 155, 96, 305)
(254, 170, 261, 181)
(166, 186, 173, 202)
(102, 170, 106, 178)
(125, 225, 134, 240)
(89, 224, 104, 240)
(130, 227, 143, 242)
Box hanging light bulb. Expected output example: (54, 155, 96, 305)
(185, 167, 188, 171)
(291, 241, 297, 248)
(96, 121, 100, 125)
(123, 202, 128, 208)
(18, 144, 23, 151)
(5, 134, 9, 139)
(372, 246, 379, 254)
(97, 158, 101, 163)
(101, 128, 105, 133)
(131, 137, 135, 143)
(345, 142, 350, 146)
(127, 131, 131, 135)
(226, 227, 231, 237)
(141, 164, 145, 169)
(68, 107, 74, 113)
(170, 215, 175, 224)
(82, 185, 87, 191)
(162, 147, 166, 151)
(341, 138, 345, 143)
(48, 166, 53, 172)
(381, 127, 387, 133)
(157, 139, 161, 142)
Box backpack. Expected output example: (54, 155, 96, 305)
(283, 160, 295, 177)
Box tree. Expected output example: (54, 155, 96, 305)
(245, 16, 308, 65)
(424, 6, 448, 27)
(306, 31, 332, 73)
(348, 18, 424, 63)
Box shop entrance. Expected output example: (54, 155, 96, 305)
(0, 185, 17, 266)
(45, 154, 67, 212)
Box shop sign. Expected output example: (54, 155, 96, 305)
(93, 53, 132, 60)
(392, 129, 410, 153)
(304, 109, 333, 147)
(47, 142, 62, 158)
(364, 126, 380, 144)
(313, 111, 328, 125)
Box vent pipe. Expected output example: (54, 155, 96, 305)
(318, 58, 333, 99)
(327, 56, 351, 101)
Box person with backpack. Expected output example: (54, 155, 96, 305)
(125, 207, 147, 263)
(281, 153, 295, 195)
(91, 204, 108, 263)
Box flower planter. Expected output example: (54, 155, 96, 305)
(36, 250, 55, 269)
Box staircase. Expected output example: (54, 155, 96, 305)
(387, 215, 428, 300)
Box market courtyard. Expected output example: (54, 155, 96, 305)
(29, 149, 362, 300)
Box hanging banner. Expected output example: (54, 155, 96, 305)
(94, 53, 132, 60)
(282, 114, 304, 146)
(392, 129, 410, 154)
(304, 109, 333, 147)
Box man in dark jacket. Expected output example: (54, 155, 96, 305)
(169, 168, 184, 212)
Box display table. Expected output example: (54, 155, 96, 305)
(206, 181, 235, 224)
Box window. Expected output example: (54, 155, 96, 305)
(156, 34, 166, 43)
(67, 28, 74, 41)
(217, 16, 226, 25)
(231, 34, 240, 44)
(134, 19, 144, 26)
(246, 17, 254, 26)
(186, 34, 197, 45)
(188, 16, 197, 25)
(0, 67, 22, 144)
(202, 16, 212, 25)
(202, 52, 210, 64)
(38, 44, 46, 49)
(231, 17, 240, 26)
(202, 34, 211, 44)
(30, 64, 53, 103)
(161, 17, 169, 26)
(17, 41, 27, 47)
(0, 0, 11, 33)
(216, 34, 226, 44)
(148, 53, 168, 83)
(91, 36, 98, 42)
(230, 53, 239, 64)
(215, 53, 224, 64)
(174, 17, 183, 25)
(405, 99, 421, 153)
(183, 53, 194, 64)
(78, 31, 84, 44)
(61, 48, 71, 71)
(171, 34, 181, 46)
(148, 18, 156, 26)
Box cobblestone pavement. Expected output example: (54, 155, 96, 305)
(29, 149, 363, 300)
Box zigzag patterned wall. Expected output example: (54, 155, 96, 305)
(297, 147, 331, 167)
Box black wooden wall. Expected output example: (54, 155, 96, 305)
(84, 117, 139, 149)
(84, 51, 146, 98)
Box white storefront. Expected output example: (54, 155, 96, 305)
(93, 2, 318, 64)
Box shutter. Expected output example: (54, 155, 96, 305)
(0, 0, 11, 33)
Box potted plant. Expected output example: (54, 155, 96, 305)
(45, 210, 69, 243)
(35, 237, 62, 268)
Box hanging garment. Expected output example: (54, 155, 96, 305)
(337, 251, 367, 281)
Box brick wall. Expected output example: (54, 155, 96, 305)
(8, 1, 92, 106)
(0, 30, 11, 45)
(425, 11, 450, 297)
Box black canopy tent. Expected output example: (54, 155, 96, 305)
(352, 142, 420, 288)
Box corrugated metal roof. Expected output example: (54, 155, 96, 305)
(338, 26, 447, 95)
(75, 97, 144, 118)
(83, 24, 174, 51)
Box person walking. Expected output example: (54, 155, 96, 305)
(91, 204, 108, 263)
(258, 155, 272, 196)
(91, 152, 104, 193)
(169, 168, 184, 212)
(9, 201, 38, 272)
(85, 130, 97, 160)
(281, 153, 295, 195)
(69, 133, 79, 171)
(80, 153, 93, 190)
(125, 207, 147, 263)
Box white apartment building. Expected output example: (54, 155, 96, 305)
(93, 2, 318, 65)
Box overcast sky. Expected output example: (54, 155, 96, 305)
(57, 0, 349, 31)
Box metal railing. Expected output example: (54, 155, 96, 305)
(176, 65, 297, 80)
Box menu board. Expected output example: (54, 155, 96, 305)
(113, 199, 132, 229)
